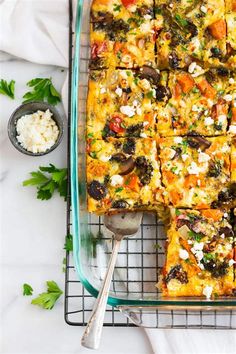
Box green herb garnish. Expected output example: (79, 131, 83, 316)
(175, 14, 188, 27)
(188, 230, 203, 243)
(175, 209, 181, 216)
(64, 234, 73, 252)
(23, 78, 61, 105)
(23, 164, 67, 201)
(23, 283, 33, 296)
(31, 281, 63, 310)
(113, 4, 121, 11)
(0, 79, 15, 99)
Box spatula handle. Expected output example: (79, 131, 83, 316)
(81, 237, 121, 349)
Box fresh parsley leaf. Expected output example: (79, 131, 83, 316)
(113, 4, 121, 11)
(23, 164, 67, 201)
(188, 230, 203, 242)
(31, 281, 63, 310)
(115, 187, 123, 193)
(23, 283, 33, 296)
(175, 14, 188, 27)
(175, 209, 181, 216)
(64, 234, 73, 252)
(22, 78, 61, 105)
(0, 79, 15, 99)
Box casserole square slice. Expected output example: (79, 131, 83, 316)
(90, 0, 156, 69)
(159, 136, 231, 208)
(87, 68, 167, 139)
(225, 0, 236, 70)
(87, 138, 164, 213)
(155, 0, 226, 69)
(156, 69, 230, 137)
(161, 208, 235, 298)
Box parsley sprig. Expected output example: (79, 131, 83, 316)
(23, 78, 61, 105)
(31, 281, 63, 310)
(0, 79, 15, 99)
(64, 234, 73, 252)
(23, 283, 33, 296)
(23, 164, 67, 201)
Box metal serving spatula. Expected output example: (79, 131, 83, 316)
(81, 212, 143, 350)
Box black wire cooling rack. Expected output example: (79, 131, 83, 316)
(64, 0, 236, 328)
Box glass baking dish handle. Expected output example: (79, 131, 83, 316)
(118, 305, 236, 328)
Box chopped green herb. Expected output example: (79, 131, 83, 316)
(64, 234, 73, 252)
(175, 14, 188, 27)
(188, 230, 203, 243)
(87, 133, 94, 138)
(175, 209, 181, 216)
(23, 164, 67, 201)
(146, 90, 155, 99)
(23, 78, 61, 105)
(23, 283, 33, 296)
(31, 281, 63, 310)
(203, 253, 216, 262)
(171, 166, 178, 174)
(115, 187, 124, 193)
(0, 79, 15, 99)
(113, 4, 121, 11)
(192, 87, 200, 94)
(90, 151, 97, 159)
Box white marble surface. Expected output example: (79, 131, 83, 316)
(1, 53, 236, 354)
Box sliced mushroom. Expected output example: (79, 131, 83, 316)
(187, 135, 212, 151)
(119, 156, 135, 175)
(139, 66, 160, 86)
(110, 153, 127, 162)
(87, 180, 107, 201)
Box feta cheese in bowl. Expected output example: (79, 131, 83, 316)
(8, 102, 63, 156)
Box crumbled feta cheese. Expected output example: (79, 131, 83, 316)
(182, 154, 189, 161)
(136, 107, 142, 116)
(140, 132, 147, 138)
(110, 175, 124, 187)
(199, 263, 205, 270)
(128, 4, 137, 12)
(140, 21, 154, 34)
(187, 162, 201, 175)
(192, 65, 204, 77)
(229, 125, 236, 134)
(99, 154, 111, 162)
(193, 242, 204, 251)
(16, 109, 59, 153)
(121, 54, 132, 64)
(204, 117, 214, 126)
(200, 5, 207, 13)
(223, 94, 233, 102)
(218, 114, 226, 124)
(144, 14, 152, 20)
(221, 143, 230, 153)
(169, 3, 173, 8)
(180, 100, 186, 108)
(143, 121, 149, 127)
(174, 137, 183, 144)
(224, 212, 228, 218)
(198, 152, 210, 163)
(179, 249, 189, 260)
(100, 87, 106, 94)
(207, 99, 214, 107)
(192, 104, 201, 112)
(169, 148, 176, 159)
(229, 78, 235, 84)
(220, 233, 225, 239)
(120, 105, 135, 117)
(229, 259, 236, 267)
(188, 62, 197, 74)
(115, 87, 123, 97)
(119, 71, 128, 79)
(203, 285, 213, 299)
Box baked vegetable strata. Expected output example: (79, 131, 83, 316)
(155, 0, 227, 69)
(90, 0, 156, 68)
(161, 208, 235, 297)
(156, 69, 231, 137)
(87, 68, 168, 139)
(87, 138, 164, 213)
(87, 0, 236, 299)
(159, 136, 232, 208)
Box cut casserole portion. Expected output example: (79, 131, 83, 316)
(87, 138, 164, 213)
(87, 68, 168, 139)
(161, 208, 235, 298)
(156, 69, 230, 137)
(155, 0, 226, 69)
(159, 136, 231, 208)
(90, 0, 156, 69)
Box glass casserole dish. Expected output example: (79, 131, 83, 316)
(70, 0, 236, 327)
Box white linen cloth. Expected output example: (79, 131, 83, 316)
(1, 1, 235, 353)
